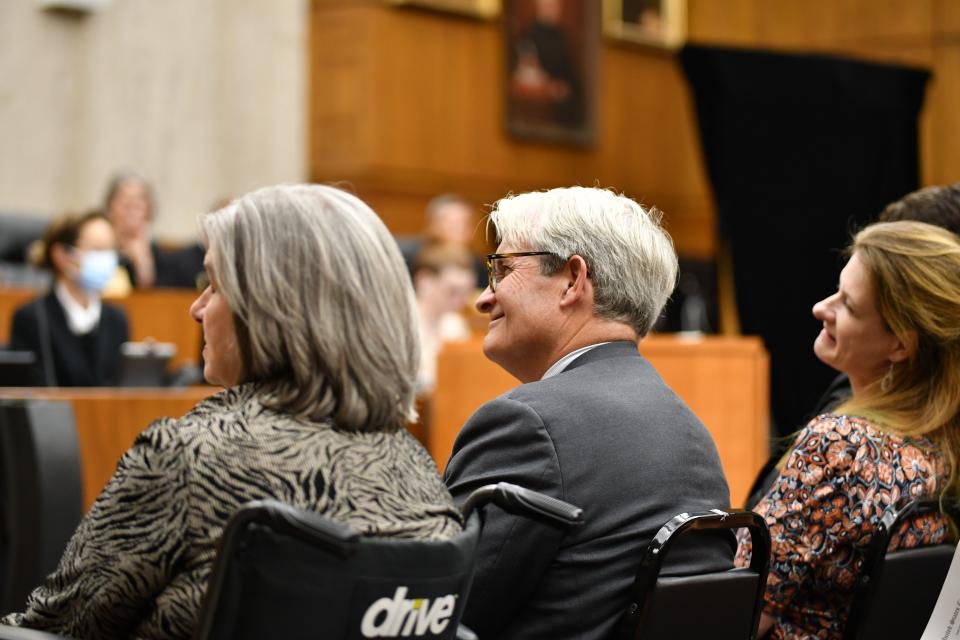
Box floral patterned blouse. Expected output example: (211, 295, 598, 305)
(736, 414, 950, 640)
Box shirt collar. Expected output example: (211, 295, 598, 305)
(541, 342, 611, 380)
(55, 280, 102, 335)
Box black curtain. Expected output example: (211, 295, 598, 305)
(680, 45, 929, 440)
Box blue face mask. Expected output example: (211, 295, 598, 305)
(76, 250, 118, 292)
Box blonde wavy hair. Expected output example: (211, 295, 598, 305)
(836, 221, 960, 498)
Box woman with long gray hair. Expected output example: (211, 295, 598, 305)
(1, 184, 462, 639)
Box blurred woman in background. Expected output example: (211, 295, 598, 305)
(104, 171, 204, 289)
(411, 243, 475, 392)
(8, 210, 128, 386)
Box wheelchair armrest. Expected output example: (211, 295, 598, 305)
(0, 627, 69, 640)
(461, 482, 583, 527)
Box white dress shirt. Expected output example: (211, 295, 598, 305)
(54, 281, 101, 335)
(540, 342, 611, 380)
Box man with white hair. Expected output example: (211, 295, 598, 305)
(444, 186, 734, 639)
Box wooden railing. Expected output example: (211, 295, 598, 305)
(0, 387, 216, 511)
(0, 288, 202, 370)
(1, 335, 769, 513)
(0, 386, 430, 514)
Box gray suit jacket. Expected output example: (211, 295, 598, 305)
(444, 341, 734, 639)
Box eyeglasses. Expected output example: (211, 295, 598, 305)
(485, 251, 556, 292)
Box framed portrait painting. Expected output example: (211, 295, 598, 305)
(504, 0, 599, 145)
(602, 0, 686, 49)
(387, 0, 500, 19)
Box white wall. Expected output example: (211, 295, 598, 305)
(0, 0, 306, 241)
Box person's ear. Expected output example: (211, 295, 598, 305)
(888, 329, 917, 364)
(559, 255, 589, 309)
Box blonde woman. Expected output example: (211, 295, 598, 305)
(738, 221, 960, 640)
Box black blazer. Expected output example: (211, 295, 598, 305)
(119, 241, 205, 289)
(8, 291, 129, 387)
(444, 341, 734, 640)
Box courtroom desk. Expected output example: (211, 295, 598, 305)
(0, 386, 216, 512)
(430, 335, 769, 507)
(0, 288, 35, 343)
(0, 287, 202, 370)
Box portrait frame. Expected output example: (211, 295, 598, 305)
(504, 0, 600, 146)
(387, 0, 500, 20)
(602, 0, 686, 50)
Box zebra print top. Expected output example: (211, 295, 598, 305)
(1, 383, 462, 639)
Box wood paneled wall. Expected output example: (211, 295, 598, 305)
(309, 0, 715, 257)
(309, 0, 960, 260)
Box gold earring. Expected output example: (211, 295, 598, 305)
(880, 362, 895, 393)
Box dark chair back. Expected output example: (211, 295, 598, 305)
(844, 498, 956, 640)
(194, 482, 583, 640)
(0, 213, 47, 264)
(0, 399, 84, 613)
(744, 460, 780, 510)
(0, 352, 43, 388)
(618, 509, 770, 640)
